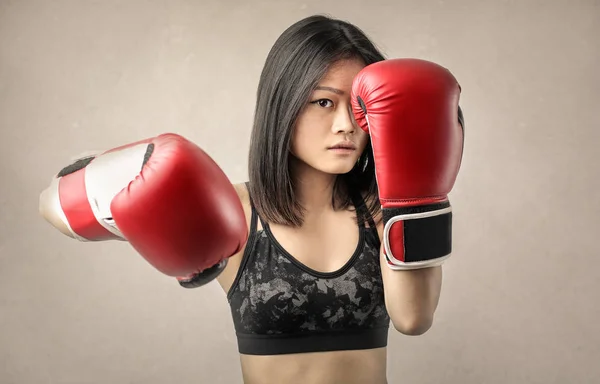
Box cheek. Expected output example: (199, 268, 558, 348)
(291, 113, 329, 154)
(291, 123, 317, 158)
(291, 131, 309, 156)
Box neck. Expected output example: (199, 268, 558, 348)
(290, 158, 339, 218)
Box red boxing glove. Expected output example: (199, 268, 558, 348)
(351, 59, 464, 270)
(39, 133, 248, 287)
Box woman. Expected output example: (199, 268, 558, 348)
(39, 14, 459, 384)
(216, 15, 444, 384)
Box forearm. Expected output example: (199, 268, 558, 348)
(381, 252, 443, 335)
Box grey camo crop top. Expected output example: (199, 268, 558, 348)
(226, 185, 390, 355)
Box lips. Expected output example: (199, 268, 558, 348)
(329, 142, 357, 150)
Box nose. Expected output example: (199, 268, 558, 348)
(332, 106, 356, 134)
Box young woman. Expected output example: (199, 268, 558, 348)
(217, 15, 443, 384)
(40, 14, 463, 384)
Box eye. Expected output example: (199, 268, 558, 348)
(310, 99, 334, 108)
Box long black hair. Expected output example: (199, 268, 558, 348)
(248, 14, 386, 227)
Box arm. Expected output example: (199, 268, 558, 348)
(351, 59, 464, 334)
(365, 212, 442, 335)
(38, 133, 248, 288)
(377, 219, 442, 335)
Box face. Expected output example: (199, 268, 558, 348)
(290, 59, 369, 176)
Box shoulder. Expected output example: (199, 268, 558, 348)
(215, 182, 253, 294)
(232, 182, 252, 225)
(233, 182, 250, 206)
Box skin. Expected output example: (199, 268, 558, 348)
(217, 58, 443, 384)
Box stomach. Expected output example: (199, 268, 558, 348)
(238, 347, 388, 384)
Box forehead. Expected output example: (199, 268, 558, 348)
(319, 59, 366, 86)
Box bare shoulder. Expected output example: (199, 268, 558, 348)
(232, 182, 253, 228)
(216, 182, 252, 294)
(232, 182, 251, 210)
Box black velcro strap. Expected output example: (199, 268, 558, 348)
(383, 202, 452, 263)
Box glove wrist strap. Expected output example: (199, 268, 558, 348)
(382, 202, 452, 270)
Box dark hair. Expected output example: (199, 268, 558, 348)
(248, 14, 386, 227)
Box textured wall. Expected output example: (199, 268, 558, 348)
(1, 0, 598, 383)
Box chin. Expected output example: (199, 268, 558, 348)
(318, 162, 357, 175)
(293, 154, 359, 176)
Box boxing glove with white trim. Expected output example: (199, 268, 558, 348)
(39, 133, 248, 287)
(351, 58, 465, 270)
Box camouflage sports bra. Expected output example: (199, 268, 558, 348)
(226, 186, 390, 355)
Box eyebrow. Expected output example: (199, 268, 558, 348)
(314, 86, 345, 95)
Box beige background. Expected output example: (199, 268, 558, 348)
(1, 0, 598, 383)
